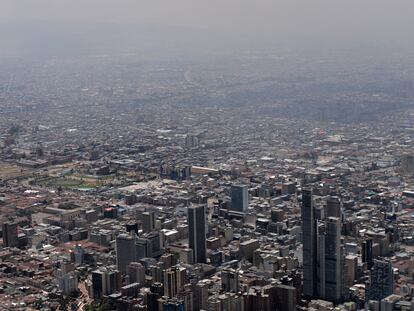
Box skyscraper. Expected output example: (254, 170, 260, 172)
(230, 185, 248, 213)
(368, 259, 394, 301)
(316, 222, 326, 298)
(142, 211, 156, 233)
(127, 262, 146, 285)
(362, 238, 373, 269)
(91, 268, 121, 300)
(324, 217, 342, 302)
(188, 205, 207, 264)
(116, 234, 136, 274)
(345, 255, 358, 287)
(302, 188, 317, 298)
(195, 281, 209, 311)
(163, 265, 187, 298)
(2, 221, 19, 248)
(302, 189, 343, 302)
(147, 231, 163, 257)
(164, 268, 179, 298)
(221, 268, 240, 293)
(274, 284, 297, 311)
(147, 282, 164, 311)
(58, 272, 78, 295)
(326, 196, 341, 218)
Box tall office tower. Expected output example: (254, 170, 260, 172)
(142, 211, 156, 233)
(160, 253, 175, 269)
(74, 244, 85, 265)
(326, 196, 341, 218)
(150, 263, 165, 284)
(286, 271, 300, 303)
(302, 188, 317, 298)
(195, 281, 209, 311)
(2, 221, 19, 247)
(147, 282, 164, 311)
(274, 284, 297, 311)
(188, 205, 207, 264)
(340, 247, 348, 303)
(135, 231, 164, 260)
(163, 266, 187, 298)
(316, 222, 326, 298)
(362, 238, 373, 269)
(147, 231, 164, 257)
(91, 268, 121, 299)
(368, 259, 394, 301)
(135, 237, 149, 259)
(230, 185, 249, 213)
(135, 232, 164, 259)
(324, 217, 343, 302)
(164, 268, 178, 298)
(221, 268, 240, 293)
(58, 272, 78, 295)
(175, 266, 187, 292)
(128, 262, 146, 285)
(345, 255, 358, 287)
(116, 234, 136, 274)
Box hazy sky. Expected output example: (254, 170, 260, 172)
(1, 0, 414, 46)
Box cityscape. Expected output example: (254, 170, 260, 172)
(1, 1, 414, 311)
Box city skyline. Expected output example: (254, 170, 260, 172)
(1, 1, 414, 311)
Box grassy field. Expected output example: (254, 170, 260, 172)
(31, 173, 117, 190)
(32, 176, 98, 189)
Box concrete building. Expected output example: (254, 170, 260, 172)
(127, 262, 146, 285)
(58, 272, 78, 295)
(2, 221, 19, 247)
(221, 268, 239, 293)
(163, 266, 187, 298)
(142, 211, 156, 233)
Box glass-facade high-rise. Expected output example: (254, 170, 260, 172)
(188, 205, 207, 264)
(230, 185, 248, 213)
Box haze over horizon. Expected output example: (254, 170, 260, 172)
(1, 0, 414, 58)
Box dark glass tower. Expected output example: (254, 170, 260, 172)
(188, 205, 207, 263)
(116, 234, 136, 274)
(362, 238, 373, 269)
(302, 188, 317, 298)
(368, 259, 394, 301)
(326, 196, 341, 218)
(230, 185, 248, 213)
(324, 217, 342, 302)
(2, 222, 18, 248)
